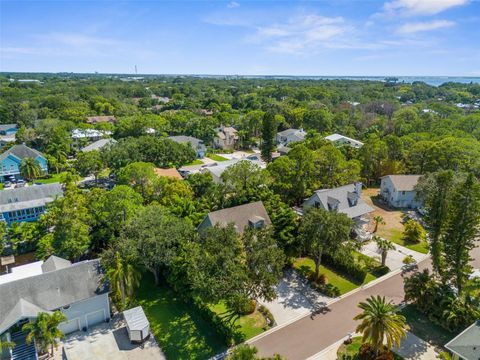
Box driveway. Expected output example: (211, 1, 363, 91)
(360, 241, 427, 271)
(250, 259, 432, 360)
(217, 150, 259, 160)
(471, 240, 480, 268)
(258, 270, 332, 326)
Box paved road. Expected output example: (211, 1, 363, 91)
(250, 259, 431, 360)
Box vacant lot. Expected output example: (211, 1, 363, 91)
(362, 188, 429, 254)
(137, 274, 225, 359)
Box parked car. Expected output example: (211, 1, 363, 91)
(3, 181, 11, 188)
(15, 180, 26, 188)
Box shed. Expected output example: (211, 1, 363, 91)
(123, 306, 150, 343)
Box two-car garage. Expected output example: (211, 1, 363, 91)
(60, 309, 107, 335)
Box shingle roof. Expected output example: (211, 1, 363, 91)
(0, 144, 44, 163)
(304, 183, 374, 219)
(86, 116, 116, 124)
(124, 306, 149, 332)
(168, 136, 204, 150)
(154, 168, 183, 180)
(0, 183, 63, 213)
(445, 321, 480, 360)
(325, 133, 364, 147)
(203, 158, 264, 179)
(81, 138, 117, 152)
(383, 175, 422, 192)
(0, 258, 108, 334)
(199, 201, 271, 234)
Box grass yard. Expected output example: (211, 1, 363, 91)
(337, 337, 404, 360)
(185, 159, 204, 166)
(293, 258, 377, 295)
(136, 274, 226, 359)
(387, 229, 429, 254)
(206, 153, 229, 162)
(400, 305, 454, 348)
(34, 172, 68, 184)
(210, 302, 267, 342)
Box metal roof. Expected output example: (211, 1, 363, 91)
(0, 144, 44, 163)
(124, 306, 149, 331)
(0, 183, 63, 212)
(445, 321, 480, 360)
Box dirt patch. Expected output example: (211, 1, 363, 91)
(362, 188, 405, 239)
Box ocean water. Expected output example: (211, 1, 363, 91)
(239, 75, 480, 87)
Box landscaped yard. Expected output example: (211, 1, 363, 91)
(399, 305, 454, 348)
(33, 172, 68, 184)
(362, 188, 429, 254)
(136, 274, 226, 359)
(293, 258, 378, 295)
(185, 159, 204, 166)
(210, 302, 267, 342)
(337, 337, 404, 360)
(206, 153, 229, 162)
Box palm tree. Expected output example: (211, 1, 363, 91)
(373, 236, 396, 267)
(373, 215, 385, 233)
(354, 295, 408, 356)
(0, 338, 15, 352)
(20, 157, 43, 180)
(106, 251, 141, 309)
(23, 311, 66, 356)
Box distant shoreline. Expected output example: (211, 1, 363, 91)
(2, 72, 480, 87)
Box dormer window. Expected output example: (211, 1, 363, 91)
(249, 216, 265, 229)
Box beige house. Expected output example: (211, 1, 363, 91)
(213, 126, 238, 150)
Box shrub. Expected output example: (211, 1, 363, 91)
(239, 299, 256, 315)
(358, 343, 394, 360)
(323, 253, 368, 283)
(258, 304, 275, 327)
(312, 282, 341, 297)
(371, 265, 390, 277)
(403, 220, 426, 243)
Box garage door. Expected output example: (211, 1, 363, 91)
(59, 318, 80, 334)
(86, 310, 105, 328)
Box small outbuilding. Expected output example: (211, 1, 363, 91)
(123, 306, 150, 343)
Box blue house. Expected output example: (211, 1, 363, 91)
(0, 144, 48, 182)
(0, 183, 63, 225)
(0, 256, 110, 360)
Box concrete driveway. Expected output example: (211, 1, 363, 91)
(360, 241, 427, 271)
(258, 270, 332, 326)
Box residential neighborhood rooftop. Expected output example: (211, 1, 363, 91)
(0, 143, 44, 163)
(198, 201, 271, 234)
(382, 175, 422, 192)
(0, 183, 63, 213)
(154, 168, 183, 180)
(81, 138, 117, 152)
(445, 321, 480, 360)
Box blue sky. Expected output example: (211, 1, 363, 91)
(1, 0, 479, 76)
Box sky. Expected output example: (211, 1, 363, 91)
(1, 0, 480, 76)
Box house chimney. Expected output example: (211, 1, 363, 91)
(354, 182, 362, 196)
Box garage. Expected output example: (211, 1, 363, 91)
(86, 310, 105, 329)
(59, 318, 80, 334)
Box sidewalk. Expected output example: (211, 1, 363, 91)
(360, 241, 427, 271)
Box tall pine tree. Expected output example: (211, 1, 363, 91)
(260, 111, 276, 163)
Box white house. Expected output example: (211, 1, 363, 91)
(200, 155, 265, 184)
(0, 256, 110, 359)
(276, 128, 306, 146)
(325, 133, 363, 148)
(380, 175, 422, 209)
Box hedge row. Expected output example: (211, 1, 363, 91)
(322, 253, 368, 283)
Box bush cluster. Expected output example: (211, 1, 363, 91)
(323, 253, 368, 283)
(311, 282, 341, 297)
(258, 304, 275, 327)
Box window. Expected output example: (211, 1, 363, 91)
(401, 191, 406, 195)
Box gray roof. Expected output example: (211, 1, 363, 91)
(168, 136, 205, 150)
(198, 201, 271, 234)
(81, 138, 117, 152)
(382, 175, 422, 191)
(0, 258, 108, 334)
(203, 158, 263, 179)
(0, 144, 44, 162)
(445, 321, 480, 360)
(0, 183, 63, 213)
(0, 124, 17, 132)
(41, 255, 72, 273)
(304, 184, 374, 219)
(124, 306, 149, 331)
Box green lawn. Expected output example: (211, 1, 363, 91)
(400, 305, 454, 348)
(206, 153, 229, 162)
(388, 229, 429, 254)
(293, 258, 377, 295)
(136, 274, 226, 359)
(185, 159, 204, 166)
(337, 337, 404, 360)
(33, 172, 68, 184)
(210, 302, 267, 342)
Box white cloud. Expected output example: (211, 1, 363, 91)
(248, 14, 351, 54)
(397, 19, 455, 33)
(383, 0, 468, 16)
(227, 1, 240, 8)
